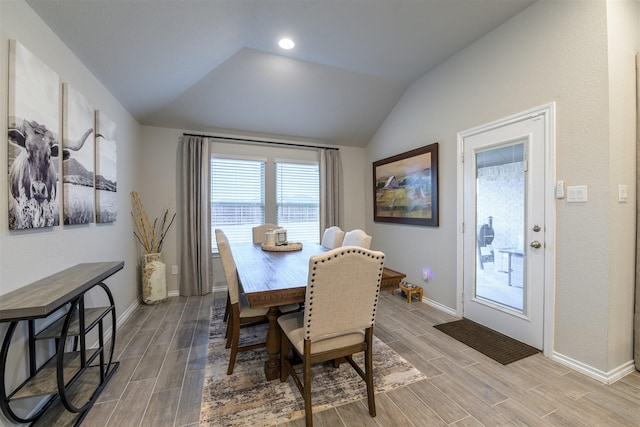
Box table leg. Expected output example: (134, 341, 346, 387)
(264, 307, 281, 381)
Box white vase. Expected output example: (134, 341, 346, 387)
(142, 253, 167, 304)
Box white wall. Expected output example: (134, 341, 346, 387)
(0, 2, 141, 422)
(366, 0, 637, 378)
(139, 125, 367, 294)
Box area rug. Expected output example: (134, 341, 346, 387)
(433, 318, 539, 365)
(200, 308, 426, 427)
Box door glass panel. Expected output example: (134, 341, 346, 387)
(475, 141, 526, 313)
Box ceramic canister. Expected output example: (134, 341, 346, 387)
(265, 230, 276, 246)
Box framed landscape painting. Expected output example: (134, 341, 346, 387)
(373, 143, 438, 227)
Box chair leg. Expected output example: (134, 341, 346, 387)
(365, 331, 376, 417)
(227, 316, 240, 375)
(303, 342, 313, 427)
(225, 316, 232, 348)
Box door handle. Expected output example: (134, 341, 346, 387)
(530, 241, 542, 249)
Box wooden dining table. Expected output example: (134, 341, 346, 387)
(231, 241, 329, 380)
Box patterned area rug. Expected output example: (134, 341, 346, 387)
(200, 308, 426, 427)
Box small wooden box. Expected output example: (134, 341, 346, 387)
(380, 267, 406, 295)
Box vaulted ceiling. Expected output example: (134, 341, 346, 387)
(26, 0, 535, 147)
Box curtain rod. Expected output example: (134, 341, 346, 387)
(182, 133, 339, 151)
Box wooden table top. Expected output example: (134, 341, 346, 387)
(231, 242, 328, 308)
(0, 261, 124, 321)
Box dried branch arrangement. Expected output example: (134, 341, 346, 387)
(130, 191, 176, 254)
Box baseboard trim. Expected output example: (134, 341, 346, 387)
(418, 296, 458, 317)
(551, 351, 636, 384)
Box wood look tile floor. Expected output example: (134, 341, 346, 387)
(69, 291, 640, 426)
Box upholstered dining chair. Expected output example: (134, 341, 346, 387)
(216, 229, 300, 374)
(252, 223, 278, 244)
(215, 229, 269, 374)
(320, 226, 345, 249)
(278, 246, 385, 426)
(342, 228, 372, 249)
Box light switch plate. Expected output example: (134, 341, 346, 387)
(618, 185, 628, 203)
(567, 185, 587, 203)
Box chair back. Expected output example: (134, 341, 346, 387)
(304, 246, 384, 342)
(342, 229, 372, 249)
(215, 229, 241, 304)
(321, 226, 345, 249)
(252, 223, 278, 244)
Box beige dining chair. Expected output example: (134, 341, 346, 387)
(216, 229, 269, 374)
(278, 246, 385, 427)
(320, 226, 345, 249)
(342, 228, 372, 249)
(252, 223, 278, 244)
(216, 229, 300, 374)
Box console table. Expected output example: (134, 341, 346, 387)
(0, 261, 123, 425)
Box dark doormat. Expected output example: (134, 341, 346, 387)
(433, 318, 539, 365)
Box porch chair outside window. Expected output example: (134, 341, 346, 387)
(342, 228, 372, 249)
(320, 226, 345, 249)
(252, 223, 278, 244)
(278, 246, 385, 426)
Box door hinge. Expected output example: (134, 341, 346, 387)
(460, 222, 465, 233)
(523, 160, 528, 172)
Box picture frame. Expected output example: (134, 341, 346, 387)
(373, 143, 439, 226)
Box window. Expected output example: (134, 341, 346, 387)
(210, 145, 320, 252)
(276, 161, 319, 243)
(210, 157, 265, 251)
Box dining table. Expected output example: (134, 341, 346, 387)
(231, 241, 329, 381)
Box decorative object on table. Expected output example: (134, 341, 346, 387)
(95, 110, 117, 223)
(260, 242, 303, 252)
(399, 280, 423, 304)
(252, 223, 277, 244)
(8, 40, 61, 229)
(200, 308, 426, 427)
(130, 191, 176, 304)
(274, 228, 288, 245)
(373, 143, 439, 227)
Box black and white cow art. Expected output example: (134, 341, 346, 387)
(8, 117, 93, 229)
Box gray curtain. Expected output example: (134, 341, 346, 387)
(178, 135, 211, 296)
(319, 148, 343, 238)
(635, 54, 640, 370)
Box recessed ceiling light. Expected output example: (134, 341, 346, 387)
(278, 38, 295, 50)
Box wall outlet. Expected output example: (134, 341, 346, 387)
(171, 265, 178, 275)
(422, 267, 432, 281)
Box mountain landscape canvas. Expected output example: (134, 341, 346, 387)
(95, 111, 117, 223)
(62, 83, 95, 225)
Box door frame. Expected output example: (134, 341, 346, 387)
(456, 103, 556, 356)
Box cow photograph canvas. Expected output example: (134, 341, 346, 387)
(62, 84, 95, 225)
(95, 111, 117, 223)
(7, 40, 61, 229)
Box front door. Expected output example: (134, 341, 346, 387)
(460, 112, 547, 349)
